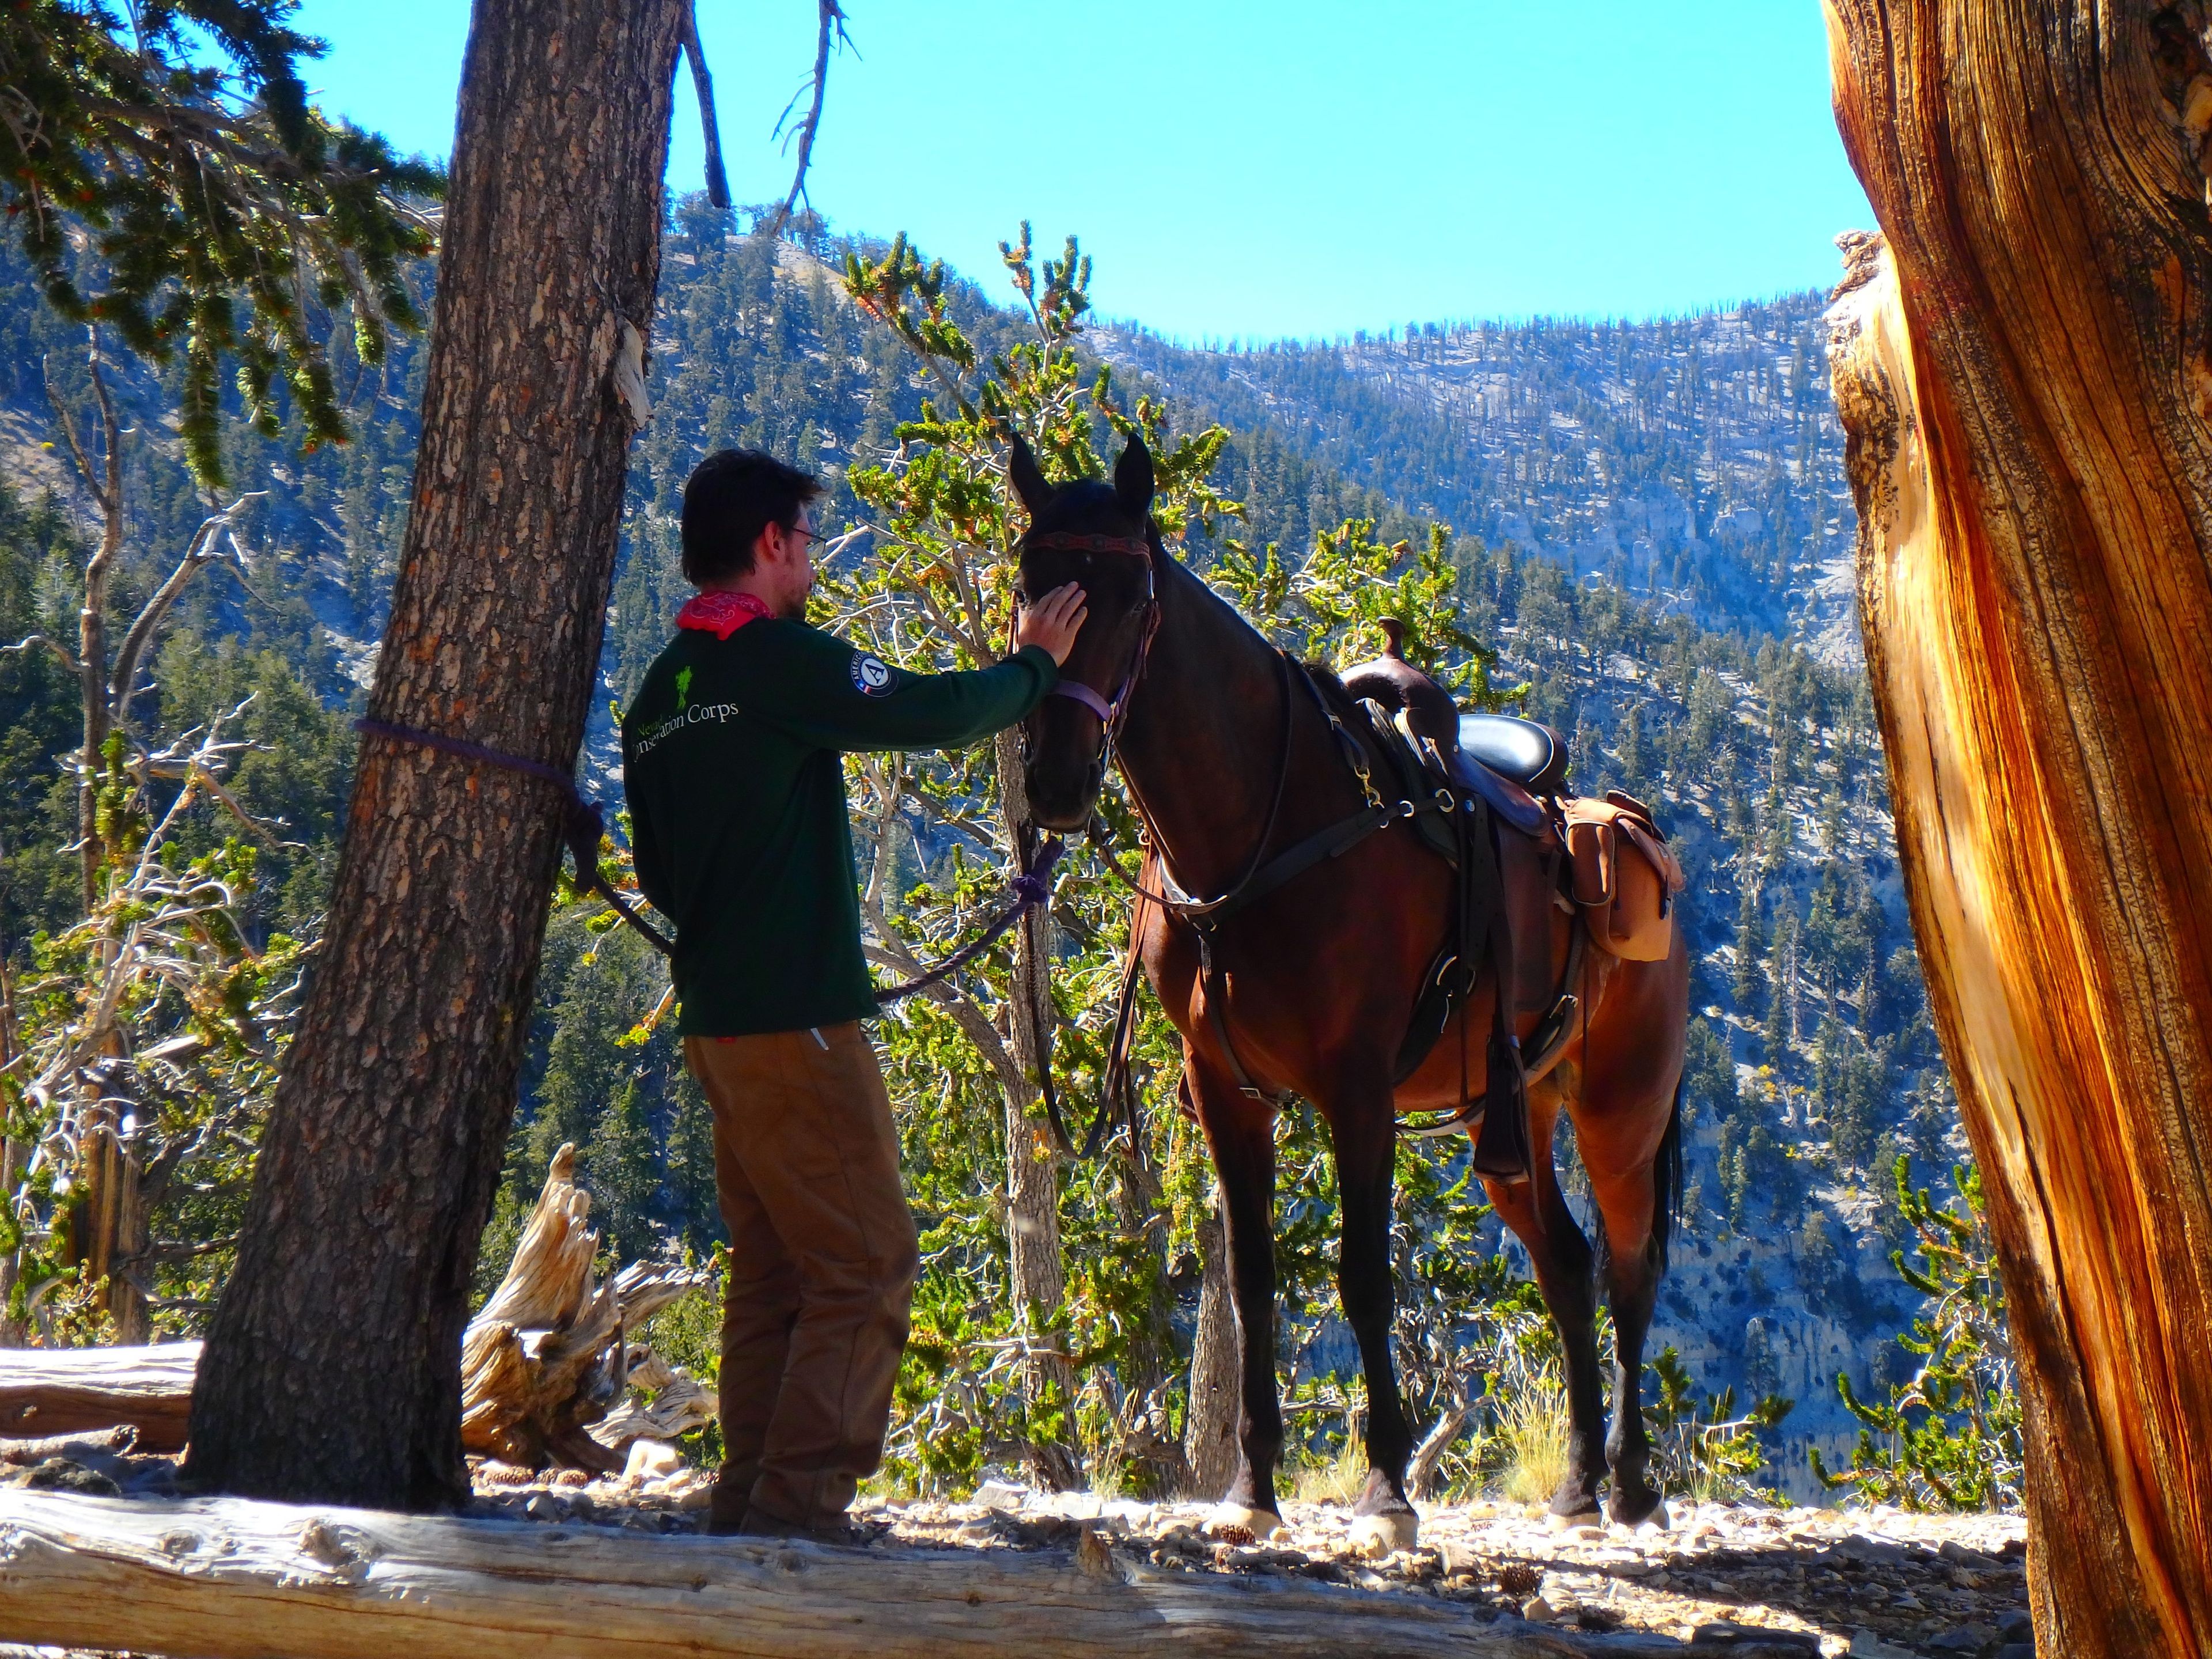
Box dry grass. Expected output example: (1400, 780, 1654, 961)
(1289, 1438, 1369, 1506)
(1498, 1369, 1571, 1508)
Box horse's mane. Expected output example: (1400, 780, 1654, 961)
(1300, 659, 1362, 719)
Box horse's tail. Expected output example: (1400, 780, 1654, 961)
(1652, 1073, 1685, 1274)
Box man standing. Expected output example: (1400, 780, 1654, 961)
(621, 449, 1084, 1542)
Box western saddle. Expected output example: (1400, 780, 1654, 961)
(1336, 620, 1681, 1175)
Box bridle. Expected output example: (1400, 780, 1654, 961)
(1020, 522, 1297, 918)
(1028, 528, 1161, 745)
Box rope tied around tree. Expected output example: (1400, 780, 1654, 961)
(353, 718, 1060, 1005)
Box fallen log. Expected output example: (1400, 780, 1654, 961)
(0, 1149, 714, 1474)
(0, 1342, 198, 1450)
(0, 1488, 1745, 1659)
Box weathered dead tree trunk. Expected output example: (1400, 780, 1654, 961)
(460, 1146, 711, 1471)
(1184, 1192, 1240, 1498)
(993, 740, 1081, 1492)
(0, 1153, 710, 1467)
(0, 1487, 1672, 1659)
(1823, 6, 2212, 1653)
(183, 0, 689, 1509)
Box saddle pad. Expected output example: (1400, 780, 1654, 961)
(1560, 796, 1684, 961)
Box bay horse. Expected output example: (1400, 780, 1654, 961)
(1013, 435, 1690, 1550)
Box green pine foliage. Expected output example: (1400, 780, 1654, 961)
(0, 0, 440, 480)
(1810, 1156, 2024, 1511)
(1642, 1344, 1792, 1506)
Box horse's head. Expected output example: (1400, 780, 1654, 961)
(1013, 434, 1159, 831)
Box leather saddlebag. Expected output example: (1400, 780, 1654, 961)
(1561, 791, 1684, 961)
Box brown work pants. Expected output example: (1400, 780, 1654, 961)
(684, 1024, 919, 1533)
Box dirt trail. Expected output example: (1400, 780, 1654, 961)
(469, 1463, 2032, 1658)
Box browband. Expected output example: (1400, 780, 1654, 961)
(1024, 531, 1152, 557)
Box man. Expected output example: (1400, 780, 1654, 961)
(620, 449, 1084, 1543)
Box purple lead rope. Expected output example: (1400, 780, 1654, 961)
(354, 718, 1059, 1005)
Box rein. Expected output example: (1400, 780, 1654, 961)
(354, 719, 1060, 1007)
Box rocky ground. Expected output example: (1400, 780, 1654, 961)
(3, 1449, 2033, 1659)
(460, 1457, 2031, 1659)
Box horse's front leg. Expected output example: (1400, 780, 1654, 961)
(1188, 1055, 1285, 1536)
(1323, 1063, 1421, 1554)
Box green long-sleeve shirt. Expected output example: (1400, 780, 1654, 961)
(619, 616, 1057, 1037)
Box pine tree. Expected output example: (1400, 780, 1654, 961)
(185, 0, 692, 1511)
(1733, 884, 1766, 1010)
(0, 2, 439, 481)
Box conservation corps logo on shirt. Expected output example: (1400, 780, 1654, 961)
(850, 652, 896, 696)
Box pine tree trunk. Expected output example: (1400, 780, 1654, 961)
(183, 0, 687, 1510)
(1824, 6, 2212, 1652)
(992, 732, 1080, 1491)
(1183, 1193, 1239, 1499)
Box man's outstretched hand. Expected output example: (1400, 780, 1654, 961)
(1017, 582, 1089, 666)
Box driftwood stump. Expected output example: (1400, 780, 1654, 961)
(459, 1144, 713, 1472)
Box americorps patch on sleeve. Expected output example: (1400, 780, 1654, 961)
(850, 651, 897, 696)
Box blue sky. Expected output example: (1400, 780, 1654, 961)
(292, 1, 1870, 342)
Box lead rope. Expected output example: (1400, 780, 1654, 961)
(355, 717, 1059, 1006)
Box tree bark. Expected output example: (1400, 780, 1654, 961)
(0, 1487, 1653, 1659)
(1823, 6, 2212, 1653)
(184, 0, 687, 1509)
(1107, 1147, 1191, 1501)
(78, 1104, 148, 1345)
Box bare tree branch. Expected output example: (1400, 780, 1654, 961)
(678, 6, 730, 210)
(759, 1, 849, 240)
(106, 495, 264, 729)
(2, 635, 82, 676)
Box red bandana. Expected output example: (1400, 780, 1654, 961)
(677, 590, 774, 639)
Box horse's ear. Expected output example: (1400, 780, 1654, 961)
(1114, 435, 1155, 520)
(1007, 434, 1054, 518)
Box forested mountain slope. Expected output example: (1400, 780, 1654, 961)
(1099, 292, 1861, 664)
(0, 213, 1963, 1498)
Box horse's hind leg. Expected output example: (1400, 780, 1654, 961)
(1323, 1070, 1419, 1554)
(1188, 1057, 1286, 1536)
(1483, 1086, 1609, 1521)
(1592, 1163, 1666, 1527)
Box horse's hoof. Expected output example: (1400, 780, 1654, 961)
(1206, 1502, 1286, 1542)
(1607, 1488, 1668, 1530)
(1348, 1508, 1419, 1558)
(1547, 1483, 1602, 1527)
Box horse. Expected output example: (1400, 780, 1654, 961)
(1012, 434, 1691, 1551)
